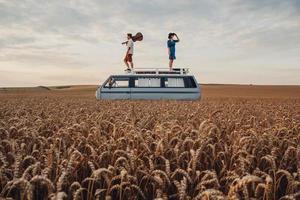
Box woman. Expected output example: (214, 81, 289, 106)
(123, 33, 134, 71)
(167, 33, 180, 70)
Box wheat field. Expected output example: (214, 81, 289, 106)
(0, 86, 299, 200)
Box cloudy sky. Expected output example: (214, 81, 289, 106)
(0, 0, 299, 86)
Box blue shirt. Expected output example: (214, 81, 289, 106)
(167, 39, 176, 55)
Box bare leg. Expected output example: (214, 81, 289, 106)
(130, 62, 134, 69)
(124, 59, 130, 69)
(169, 59, 173, 70)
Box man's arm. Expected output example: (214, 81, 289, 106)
(126, 47, 131, 55)
(126, 40, 133, 55)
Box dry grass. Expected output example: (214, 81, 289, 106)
(0, 86, 299, 200)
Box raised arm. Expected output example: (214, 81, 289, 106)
(174, 34, 180, 42)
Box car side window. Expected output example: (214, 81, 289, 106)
(135, 77, 160, 87)
(104, 77, 129, 88)
(164, 77, 184, 87)
(184, 77, 197, 88)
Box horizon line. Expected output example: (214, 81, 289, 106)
(1, 83, 300, 89)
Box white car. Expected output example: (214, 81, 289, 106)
(96, 68, 201, 100)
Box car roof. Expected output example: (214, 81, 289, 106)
(110, 74, 193, 77)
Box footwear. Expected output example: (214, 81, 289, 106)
(125, 68, 131, 72)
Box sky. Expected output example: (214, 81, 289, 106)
(0, 0, 300, 86)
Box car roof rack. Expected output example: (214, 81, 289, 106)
(127, 68, 189, 75)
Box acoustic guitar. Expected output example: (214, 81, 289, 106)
(122, 32, 143, 44)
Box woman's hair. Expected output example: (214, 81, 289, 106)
(168, 33, 174, 39)
(127, 33, 133, 38)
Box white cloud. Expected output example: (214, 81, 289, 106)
(0, 0, 299, 86)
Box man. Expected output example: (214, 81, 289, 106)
(167, 33, 180, 70)
(123, 33, 134, 71)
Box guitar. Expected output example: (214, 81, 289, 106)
(122, 32, 143, 44)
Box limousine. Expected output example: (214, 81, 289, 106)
(95, 68, 200, 100)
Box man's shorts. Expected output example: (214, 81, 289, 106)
(169, 53, 176, 60)
(124, 54, 133, 62)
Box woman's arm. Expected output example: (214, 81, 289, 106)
(174, 34, 180, 42)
